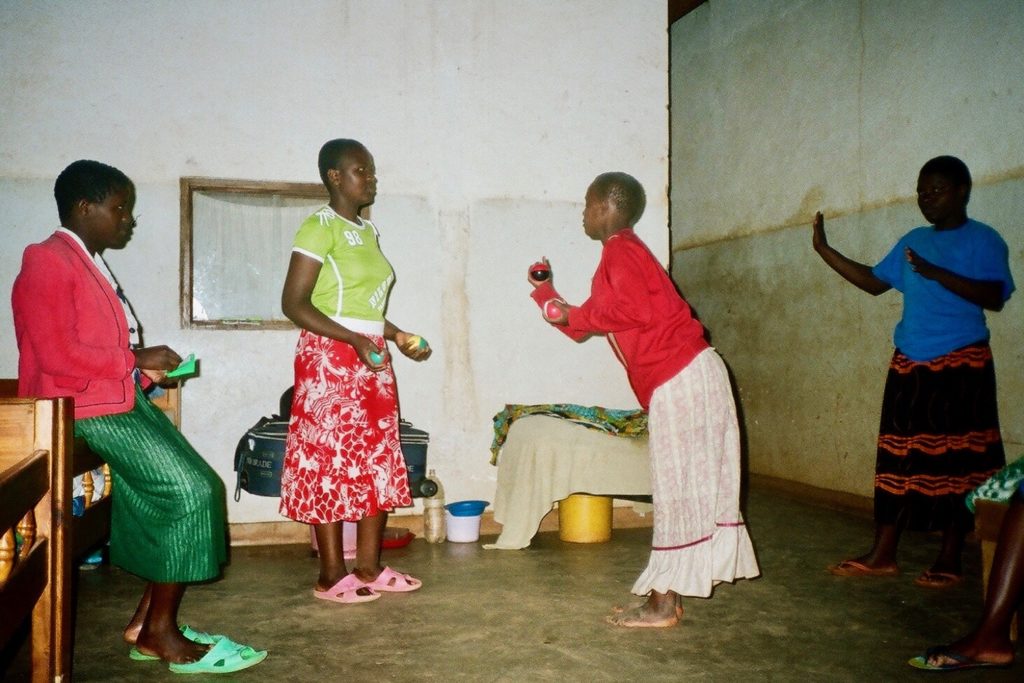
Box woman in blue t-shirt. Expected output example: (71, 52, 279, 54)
(813, 156, 1014, 588)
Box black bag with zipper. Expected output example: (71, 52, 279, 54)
(233, 388, 292, 501)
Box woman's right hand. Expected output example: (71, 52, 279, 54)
(133, 345, 182, 372)
(354, 336, 388, 371)
(133, 345, 182, 384)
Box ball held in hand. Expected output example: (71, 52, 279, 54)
(543, 298, 565, 321)
(368, 349, 385, 364)
(405, 335, 429, 351)
(528, 261, 551, 281)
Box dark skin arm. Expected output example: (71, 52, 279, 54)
(281, 253, 431, 367)
(812, 211, 891, 295)
(384, 320, 432, 361)
(905, 248, 1006, 311)
(282, 252, 387, 369)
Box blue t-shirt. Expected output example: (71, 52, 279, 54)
(872, 219, 1014, 361)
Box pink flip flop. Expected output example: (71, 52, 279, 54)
(314, 573, 380, 603)
(361, 567, 422, 593)
(914, 570, 963, 589)
(827, 559, 900, 577)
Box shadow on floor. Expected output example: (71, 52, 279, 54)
(4, 487, 1021, 681)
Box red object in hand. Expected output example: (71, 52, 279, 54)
(543, 299, 565, 321)
(529, 261, 550, 281)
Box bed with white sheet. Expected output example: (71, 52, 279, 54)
(486, 414, 651, 549)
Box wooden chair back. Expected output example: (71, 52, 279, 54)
(0, 380, 181, 681)
(0, 396, 72, 682)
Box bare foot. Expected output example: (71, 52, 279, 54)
(827, 558, 899, 576)
(315, 567, 352, 592)
(840, 550, 899, 572)
(316, 574, 376, 599)
(606, 602, 683, 628)
(607, 591, 683, 628)
(124, 585, 152, 645)
(610, 600, 683, 614)
(134, 626, 209, 663)
(123, 623, 142, 646)
(352, 565, 385, 583)
(924, 635, 1015, 668)
(133, 634, 209, 664)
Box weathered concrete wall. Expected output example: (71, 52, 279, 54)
(670, 0, 1024, 496)
(0, 1, 668, 522)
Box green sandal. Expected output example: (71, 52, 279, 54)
(168, 637, 267, 674)
(128, 624, 227, 661)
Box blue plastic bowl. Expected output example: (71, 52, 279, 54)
(445, 500, 489, 517)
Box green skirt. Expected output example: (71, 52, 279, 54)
(75, 387, 227, 583)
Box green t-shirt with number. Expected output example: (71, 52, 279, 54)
(291, 206, 395, 322)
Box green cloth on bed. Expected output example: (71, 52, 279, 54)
(490, 403, 648, 465)
(967, 455, 1024, 512)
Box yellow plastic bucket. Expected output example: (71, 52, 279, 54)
(558, 494, 613, 543)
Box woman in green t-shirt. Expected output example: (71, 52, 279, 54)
(279, 139, 431, 603)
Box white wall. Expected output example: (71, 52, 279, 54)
(670, 0, 1024, 496)
(0, 1, 669, 522)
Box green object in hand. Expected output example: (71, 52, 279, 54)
(166, 353, 197, 378)
(406, 335, 429, 351)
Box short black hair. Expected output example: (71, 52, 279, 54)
(318, 139, 366, 186)
(920, 155, 972, 203)
(54, 160, 133, 223)
(591, 171, 647, 224)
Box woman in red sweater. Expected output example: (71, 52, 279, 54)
(530, 172, 759, 627)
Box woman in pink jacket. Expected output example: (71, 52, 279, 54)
(12, 160, 265, 674)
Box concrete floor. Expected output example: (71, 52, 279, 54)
(4, 487, 1022, 682)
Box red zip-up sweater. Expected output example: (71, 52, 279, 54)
(531, 228, 709, 410)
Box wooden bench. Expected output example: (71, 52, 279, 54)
(0, 379, 181, 681)
(0, 395, 71, 682)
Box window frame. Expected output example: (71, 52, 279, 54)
(179, 176, 327, 330)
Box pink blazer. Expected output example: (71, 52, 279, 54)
(12, 231, 137, 419)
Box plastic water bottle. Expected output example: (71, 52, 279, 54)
(423, 469, 446, 543)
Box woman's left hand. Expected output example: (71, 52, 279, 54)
(140, 368, 169, 384)
(905, 247, 939, 280)
(394, 331, 432, 361)
(906, 246, 1006, 311)
(542, 298, 569, 325)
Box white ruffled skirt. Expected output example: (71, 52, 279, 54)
(632, 349, 760, 598)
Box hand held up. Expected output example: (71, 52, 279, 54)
(527, 258, 552, 288)
(812, 211, 828, 253)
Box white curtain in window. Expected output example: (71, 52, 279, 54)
(192, 192, 324, 322)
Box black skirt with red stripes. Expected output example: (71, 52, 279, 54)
(874, 341, 1005, 532)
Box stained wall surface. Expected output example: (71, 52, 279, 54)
(0, 1, 669, 522)
(670, 0, 1024, 496)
